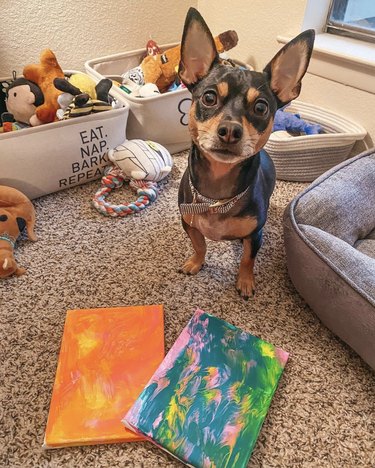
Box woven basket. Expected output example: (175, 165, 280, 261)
(264, 101, 367, 182)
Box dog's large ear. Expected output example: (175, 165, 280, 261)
(178, 8, 219, 89)
(264, 30, 315, 106)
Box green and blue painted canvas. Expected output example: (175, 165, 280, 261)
(124, 309, 289, 468)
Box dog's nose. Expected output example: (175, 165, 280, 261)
(217, 121, 243, 144)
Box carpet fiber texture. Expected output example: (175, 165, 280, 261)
(1, 152, 374, 467)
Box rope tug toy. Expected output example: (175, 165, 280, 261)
(92, 166, 159, 217)
(92, 139, 173, 217)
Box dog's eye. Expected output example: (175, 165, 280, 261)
(202, 91, 217, 107)
(254, 99, 269, 116)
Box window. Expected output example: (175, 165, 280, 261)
(326, 0, 375, 43)
(277, 0, 375, 92)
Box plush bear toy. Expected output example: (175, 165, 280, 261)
(23, 49, 65, 125)
(5, 77, 44, 126)
(122, 30, 238, 93)
(0, 186, 36, 278)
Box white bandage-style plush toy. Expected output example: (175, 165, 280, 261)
(108, 139, 173, 182)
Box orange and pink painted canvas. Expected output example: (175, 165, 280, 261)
(44, 305, 164, 448)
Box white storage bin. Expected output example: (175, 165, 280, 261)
(264, 101, 367, 182)
(85, 43, 192, 154)
(0, 72, 129, 199)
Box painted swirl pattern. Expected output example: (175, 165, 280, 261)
(125, 309, 288, 468)
(44, 305, 164, 448)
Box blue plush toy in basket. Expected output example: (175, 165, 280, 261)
(273, 104, 322, 135)
(265, 101, 367, 182)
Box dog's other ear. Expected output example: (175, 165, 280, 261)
(264, 30, 315, 106)
(178, 7, 219, 89)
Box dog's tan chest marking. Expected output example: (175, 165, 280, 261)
(183, 213, 257, 241)
(203, 151, 237, 179)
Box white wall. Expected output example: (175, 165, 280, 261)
(197, 0, 307, 71)
(0, 0, 196, 76)
(198, 0, 375, 145)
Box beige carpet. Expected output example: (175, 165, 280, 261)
(1, 151, 374, 468)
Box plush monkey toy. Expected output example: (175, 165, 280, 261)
(5, 78, 44, 126)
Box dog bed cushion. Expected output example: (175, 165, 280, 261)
(283, 148, 375, 369)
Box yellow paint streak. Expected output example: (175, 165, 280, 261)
(231, 382, 241, 404)
(165, 393, 188, 429)
(259, 341, 275, 359)
(76, 332, 99, 358)
(82, 379, 109, 410)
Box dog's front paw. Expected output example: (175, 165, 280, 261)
(178, 254, 204, 275)
(236, 275, 255, 300)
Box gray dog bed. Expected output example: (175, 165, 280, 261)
(284, 148, 375, 370)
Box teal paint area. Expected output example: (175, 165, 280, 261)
(125, 310, 288, 468)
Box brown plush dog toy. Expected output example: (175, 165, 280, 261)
(23, 49, 64, 125)
(0, 186, 37, 278)
(123, 31, 239, 93)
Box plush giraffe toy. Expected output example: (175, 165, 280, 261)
(23, 49, 65, 125)
(0, 186, 37, 278)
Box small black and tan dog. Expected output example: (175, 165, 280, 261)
(177, 8, 315, 299)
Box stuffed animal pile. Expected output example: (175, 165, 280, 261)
(0, 50, 115, 133)
(121, 31, 239, 96)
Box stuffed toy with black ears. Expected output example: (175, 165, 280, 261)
(54, 73, 113, 119)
